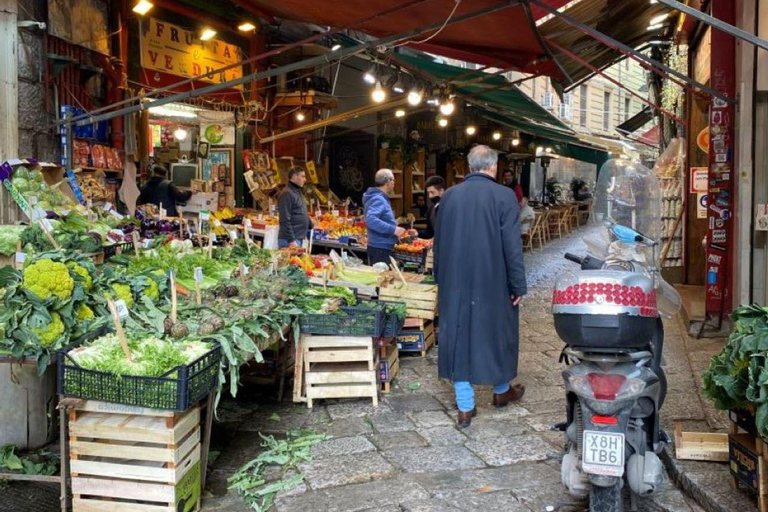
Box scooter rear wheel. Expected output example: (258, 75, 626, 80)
(590, 482, 623, 512)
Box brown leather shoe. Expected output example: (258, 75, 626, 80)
(457, 407, 477, 428)
(493, 384, 526, 408)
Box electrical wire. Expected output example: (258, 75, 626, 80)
(394, 0, 462, 47)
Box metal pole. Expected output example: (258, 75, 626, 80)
(547, 40, 684, 125)
(75, 1, 521, 127)
(520, 0, 574, 85)
(656, 0, 768, 52)
(54, 0, 439, 128)
(65, 112, 74, 172)
(528, 0, 733, 104)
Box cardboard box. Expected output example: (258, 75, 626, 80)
(183, 192, 218, 213)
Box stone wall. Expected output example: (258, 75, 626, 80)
(17, 0, 60, 163)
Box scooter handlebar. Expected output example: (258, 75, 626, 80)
(564, 253, 583, 265)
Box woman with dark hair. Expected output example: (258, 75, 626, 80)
(137, 164, 193, 217)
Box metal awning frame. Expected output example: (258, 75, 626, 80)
(529, 0, 733, 104)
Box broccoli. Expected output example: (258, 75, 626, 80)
(76, 304, 95, 321)
(68, 263, 93, 291)
(31, 312, 65, 348)
(109, 283, 134, 308)
(23, 259, 74, 300)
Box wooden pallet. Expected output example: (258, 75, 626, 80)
(300, 335, 378, 408)
(69, 403, 201, 512)
(378, 344, 399, 394)
(379, 283, 437, 321)
(396, 320, 435, 357)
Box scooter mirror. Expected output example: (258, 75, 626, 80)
(611, 223, 643, 243)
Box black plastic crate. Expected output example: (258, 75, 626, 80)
(378, 300, 407, 338)
(103, 241, 134, 258)
(299, 303, 385, 337)
(57, 342, 221, 411)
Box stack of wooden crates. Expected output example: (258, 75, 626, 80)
(729, 407, 768, 511)
(379, 282, 438, 358)
(69, 401, 201, 512)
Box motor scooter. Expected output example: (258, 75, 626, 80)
(553, 160, 681, 512)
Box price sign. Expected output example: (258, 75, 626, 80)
(110, 210, 125, 219)
(241, 264, 250, 276)
(228, 230, 238, 241)
(243, 218, 252, 229)
(31, 207, 46, 222)
(103, 202, 113, 212)
(28, 196, 37, 206)
(329, 250, 341, 264)
(332, 209, 339, 217)
(210, 233, 217, 242)
(41, 218, 54, 232)
(168, 269, 175, 280)
(87, 199, 93, 208)
(15, 252, 27, 264)
(143, 239, 153, 249)
(200, 210, 210, 221)
(213, 219, 222, 227)
(194, 267, 203, 283)
(114, 299, 130, 319)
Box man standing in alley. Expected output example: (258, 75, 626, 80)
(277, 167, 312, 248)
(434, 145, 527, 428)
(418, 175, 446, 240)
(364, 169, 410, 265)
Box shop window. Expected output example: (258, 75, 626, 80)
(579, 85, 588, 127)
(603, 91, 611, 131)
(624, 97, 631, 121)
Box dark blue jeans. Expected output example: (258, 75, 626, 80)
(367, 246, 393, 266)
(278, 239, 301, 249)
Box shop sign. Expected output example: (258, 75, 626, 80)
(140, 18, 244, 89)
(690, 167, 708, 194)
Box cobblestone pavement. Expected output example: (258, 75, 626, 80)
(0, 227, 733, 512)
(202, 227, 706, 512)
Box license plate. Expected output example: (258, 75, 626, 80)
(582, 431, 625, 477)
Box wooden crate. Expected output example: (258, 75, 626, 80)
(300, 335, 378, 408)
(729, 408, 768, 512)
(379, 283, 437, 321)
(378, 344, 399, 393)
(70, 401, 201, 512)
(674, 420, 729, 462)
(396, 319, 435, 357)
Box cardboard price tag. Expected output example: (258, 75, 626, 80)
(114, 299, 130, 319)
(200, 210, 210, 221)
(210, 233, 217, 242)
(243, 218, 252, 229)
(28, 196, 37, 206)
(15, 252, 27, 264)
(143, 239, 153, 249)
(228, 230, 238, 241)
(110, 210, 125, 219)
(194, 267, 203, 283)
(103, 202, 113, 212)
(241, 264, 250, 276)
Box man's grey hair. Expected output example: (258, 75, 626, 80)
(468, 145, 498, 173)
(375, 169, 395, 187)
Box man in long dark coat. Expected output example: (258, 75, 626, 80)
(434, 145, 527, 428)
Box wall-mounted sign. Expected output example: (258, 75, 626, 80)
(690, 167, 709, 194)
(697, 193, 708, 219)
(140, 18, 243, 89)
(696, 126, 710, 154)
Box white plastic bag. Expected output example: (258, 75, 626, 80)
(263, 225, 279, 250)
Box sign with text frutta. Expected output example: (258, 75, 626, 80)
(140, 18, 244, 89)
(705, 0, 736, 319)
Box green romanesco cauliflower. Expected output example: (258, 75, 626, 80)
(68, 263, 93, 290)
(109, 283, 134, 308)
(144, 279, 159, 301)
(32, 312, 65, 348)
(76, 304, 95, 321)
(23, 260, 74, 300)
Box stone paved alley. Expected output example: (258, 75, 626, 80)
(0, 227, 745, 512)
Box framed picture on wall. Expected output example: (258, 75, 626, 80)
(197, 142, 210, 159)
(202, 148, 233, 183)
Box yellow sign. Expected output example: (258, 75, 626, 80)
(140, 17, 244, 89)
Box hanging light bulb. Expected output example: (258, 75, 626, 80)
(363, 65, 376, 84)
(173, 128, 188, 141)
(371, 82, 387, 103)
(438, 118, 448, 128)
(395, 109, 406, 118)
(546, 147, 553, 153)
(132, 0, 154, 15)
(439, 100, 455, 116)
(296, 111, 306, 122)
(492, 131, 502, 141)
(511, 138, 520, 147)
(466, 125, 477, 136)
(407, 88, 423, 106)
(536, 146, 544, 154)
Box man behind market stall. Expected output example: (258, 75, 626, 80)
(434, 145, 527, 428)
(137, 164, 192, 217)
(418, 175, 445, 240)
(277, 167, 313, 249)
(363, 169, 413, 265)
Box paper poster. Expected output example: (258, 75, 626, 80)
(690, 167, 708, 194)
(757, 204, 768, 231)
(199, 111, 236, 146)
(697, 193, 708, 219)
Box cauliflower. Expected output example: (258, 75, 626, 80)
(23, 260, 74, 300)
(68, 263, 93, 290)
(109, 283, 134, 308)
(31, 312, 65, 348)
(76, 304, 95, 321)
(144, 280, 159, 301)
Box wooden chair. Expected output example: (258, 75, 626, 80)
(579, 200, 593, 225)
(548, 208, 565, 239)
(522, 213, 541, 252)
(567, 204, 580, 232)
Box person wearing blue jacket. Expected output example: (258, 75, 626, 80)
(363, 169, 413, 265)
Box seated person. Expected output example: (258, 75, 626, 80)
(519, 197, 536, 234)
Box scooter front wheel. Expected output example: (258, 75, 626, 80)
(590, 482, 623, 512)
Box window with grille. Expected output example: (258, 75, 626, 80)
(624, 97, 631, 121)
(603, 91, 611, 131)
(542, 91, 554, 108)
(579, 85, 587, 127)
(559, 93, 573, 120)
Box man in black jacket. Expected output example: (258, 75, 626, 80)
(278, 167, 313, 248)
(418, 176, 445, 240)
(138, 164, 192, 217)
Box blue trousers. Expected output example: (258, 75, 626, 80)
(278, 238, 301, 249)
(454, 381, 511, 412)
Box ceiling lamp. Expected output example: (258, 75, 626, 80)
(466, 125, 477, 136)
(536, 146, 544, 153)
(331, 44, 342, 51)
(649, 13, 669, 25)
(371, 82, 387, 103)
(545, 147, 553, 153)
(511, 138, 520, 147)
(173, 128, 188, 141)
(238, 22, 256, 32)
(407, 88, 423, 106)
(296, 111, 306, 122)
(393, 81, 405, 94)
(200, 28, 217, 41)
(363, 65, 377, 84)
(647, 23, 663, 31)
(438, 118, 449, 128)
(395, 109, 406, 118)
(439, 100, 455, 116)
(492, 131, 502, 141)
(132, 0, 153, 15)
